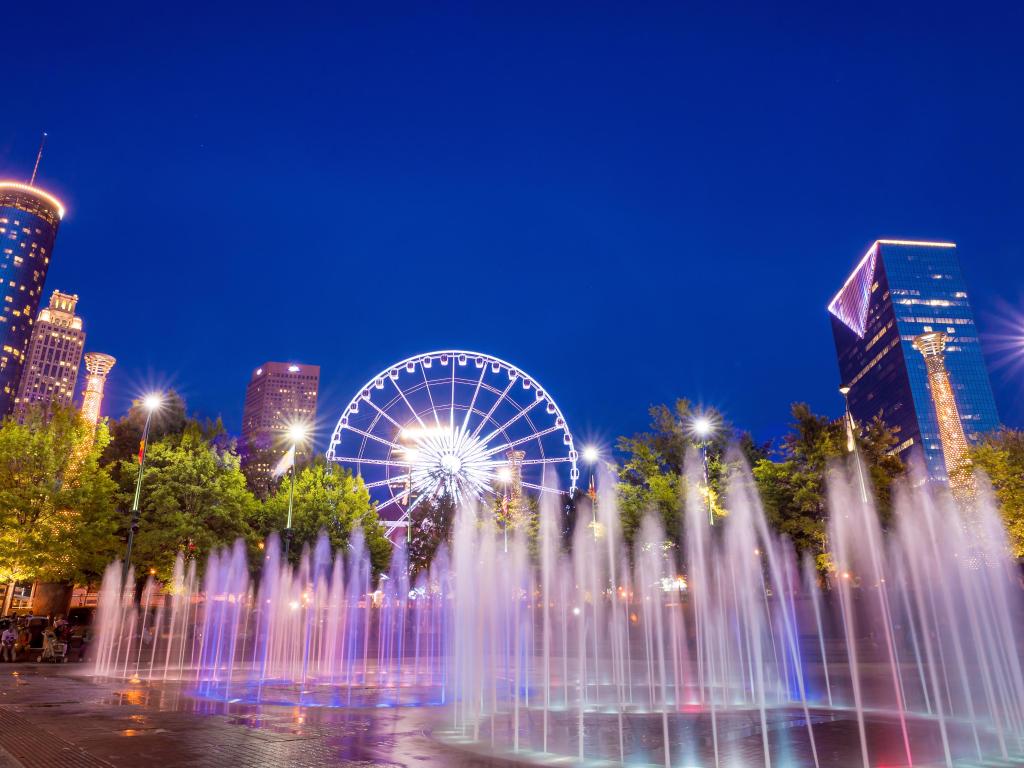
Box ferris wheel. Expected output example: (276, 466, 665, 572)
(326, 350, 578, 530)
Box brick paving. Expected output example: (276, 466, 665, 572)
(1, 665, 1022, 767)
(0, 666, 489, 768)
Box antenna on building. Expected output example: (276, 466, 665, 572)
(29, 132, 48, 186)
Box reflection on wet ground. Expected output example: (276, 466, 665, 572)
(2, 667, 1022, 767)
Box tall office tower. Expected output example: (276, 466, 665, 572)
(912, 332, 976, 502)
(0, 181, 65, 415)
(829, 239, 999, 481)
(80, 352, 116, 426)
(14, 290, 85, 411)
(241, 361, 320, 496)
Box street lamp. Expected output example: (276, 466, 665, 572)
(283, 423, 309, 559)
(124, 392, 163, 583)
(691, 414, 715, 526)
(581, 446, 604, 539)
(839, 385, 869, 502)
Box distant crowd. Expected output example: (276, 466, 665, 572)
(0, 614, 91, 663)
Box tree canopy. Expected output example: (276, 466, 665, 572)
(972, 429, 1024, 557)
(0, 405, 120, 585)
(262, 459, 391, 575)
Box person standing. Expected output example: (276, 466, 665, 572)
(0, 625, 16, 662)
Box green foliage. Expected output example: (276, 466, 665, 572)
(752, 403, 903, 561)
(616, 399, 766, 545)
(408, 493, 455, 576)
(262, 460, 392, 576)
(115, 421, 262, 580)
(0, 406, 120, 585)
(972, 429, 1024, 557)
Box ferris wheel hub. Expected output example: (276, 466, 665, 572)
(440, 453, 463, 475)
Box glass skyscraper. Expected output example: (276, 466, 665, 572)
(829, 239, 1000, 481)
(0, 181, 64, 415)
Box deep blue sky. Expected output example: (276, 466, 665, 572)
(3, 2, 1022, 451)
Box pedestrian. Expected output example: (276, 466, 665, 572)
(0, 625, 15, 662)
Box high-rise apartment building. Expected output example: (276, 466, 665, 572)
(829, 239, 1000, 481)
(241, 361, 320, 495)
(14, 290, 85, 411)
(0, 181, 64, 415)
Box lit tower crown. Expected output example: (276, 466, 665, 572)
(81, 352, 116, 426)
(912, 332, 975, 501)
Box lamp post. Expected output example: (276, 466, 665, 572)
(839, 385, 869, 503)
(692, 416, 715, 526)
(124, 393, 162, 584)
(283, 423, 308, 560)
(581, 446, 601, 539)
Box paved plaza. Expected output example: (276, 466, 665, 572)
(3, 664, 1023, 767)
(0, 666, 495, 768)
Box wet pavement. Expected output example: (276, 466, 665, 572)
(0, 665, 491, 768)
(1, 665, 1022, 767)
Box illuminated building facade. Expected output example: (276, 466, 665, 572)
(829, 239, 999, 481)
(241, 361, 320, 495)
(80, 352, 116, 426)
(14, 290, 85, 411)
(0, 182, 64, 415)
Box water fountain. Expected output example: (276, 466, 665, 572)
(92, 452, 1024, 767)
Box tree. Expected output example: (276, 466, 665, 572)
(971, 429, 1024, 557)
(115, 421, 262, 580)
(752, 403, 903, 563)
(407, 493, 456, 575)
(616, 399, 767, 545)
(262, 460, 391, 575)
(0, 406, 120, 589)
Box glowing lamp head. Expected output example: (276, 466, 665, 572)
(839, 385, 851, 396)
(693, 416, 713, 438)
(497, 466, 513, 483)
(142, 393, 163, 412)
(287, 424, 308, 444)
(582, 446, 599, 464)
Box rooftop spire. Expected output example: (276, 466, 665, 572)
(29, 132, 47, 186)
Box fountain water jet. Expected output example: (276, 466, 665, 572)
(92, 454, 1024, 766)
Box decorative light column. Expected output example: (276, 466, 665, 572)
(912, 332, 976, 503)
(81, 352, 116, 426)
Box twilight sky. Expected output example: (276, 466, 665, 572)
(2, 2, 1022, 452)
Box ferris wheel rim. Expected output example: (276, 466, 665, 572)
(325, 349, 579, 499)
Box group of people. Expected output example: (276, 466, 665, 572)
(0, 615, 87, 663)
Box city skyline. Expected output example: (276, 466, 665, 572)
(2, 3, 1022, 450)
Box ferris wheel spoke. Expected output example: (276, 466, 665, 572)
(478, 397, 543, 446)
(344, 424, 405, 452)
(480, 456, 572, 467)
(363, 477, 411, 490)
(390, 377, 428, 429)
(329, 456, 413, 468)
(470, 377, 517, 440)
(420, 365, 444, 428)
(521, 481, 564, 495)
(461, 364, 488, 435)
(482, 424, 564, 458)
(450, 357, 456, 434)
(363, 397, 406, 432)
